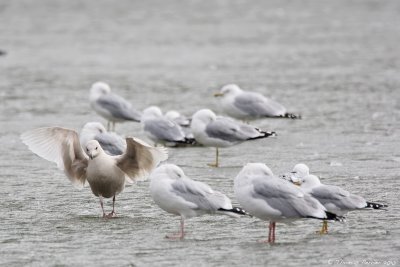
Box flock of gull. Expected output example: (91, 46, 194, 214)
(21, 82, 387, 243)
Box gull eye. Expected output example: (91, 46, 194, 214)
(86, 148, 89, 152)
(95, 147, 98, 150)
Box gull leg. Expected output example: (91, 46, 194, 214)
(258, 222, 273, 243)
(317, 220, 328, 235)
(207, 148, 219, 167)
(107, 121, 111, 131)
(166, 216, 185, 240)
(99, 196, 106, 218)
(112, 122, 116, 131)
(272, 222, 276, 243)
(106, 195, 117, 218)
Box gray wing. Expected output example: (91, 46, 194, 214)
(20, 127, 88, 188)
(95, 132, 126, 155)
(234, 92, 286, 117)
(116, 137, 168, 182)
(171, 178, 224, 211)
(252, 177, 323, 218)
(97, 93, 142, 121)
(311, 185, 367, 210)
(205, 117, 254, 142)
(144, 118, 185, 142)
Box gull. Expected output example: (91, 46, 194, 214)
(90, 82, 142, 131)
(214, 84, 300, 120)
(190, 109, 276, 167)
(149, 164, 247, 239)
(141, 106, 195, 146)
(21, 127, 168, 218)
(80, 122, 126, 155)
(234, 163, 342, 243)
(290, 163, 388, 234)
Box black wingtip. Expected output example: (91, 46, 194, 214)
(366, 202, 388, 209)
(248, 130, 277, 141)
(218, 207, 250, 216)
(326, 211, 345, 222)
(282, 113, 301, 119)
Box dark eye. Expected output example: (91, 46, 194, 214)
(95, 147, 98, 150)
(87, 148, 89, 152)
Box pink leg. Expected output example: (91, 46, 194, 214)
(258, 222, 273, 243)
(99, 196, 106, 218)
(272, 222, 276, 243)
(166, 217, 185, 240)
(106, 196, 117, 218)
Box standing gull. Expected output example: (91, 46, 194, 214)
(21, 127, 168, 217)
(214, 84, 300, 120)
(90, 82, 142, 131)
(234, 163, 342, 243)
(150, 164, 247, 239)
(290, 163, 387, 234)
(191, 109, 276, 167)
(141, 106, 195, 146)
(80, 122, 126, 156)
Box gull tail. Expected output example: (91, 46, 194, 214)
(325, 211, 345, 222)
(366, 202, 388, 209)
(307, 212, 345, 222)
(248, 130, 277, 141)
(176, 137, 197, 145)
(218, 207, 250, 218)
(279, 113, 301, 119)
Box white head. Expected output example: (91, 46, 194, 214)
(235, 163, 274, 188)
(241, 163, 274, 177)
(214, 84, 242, 98)
(292, 163, 310, 178)
(90, 82, 111, 101)
(82, 122, 107, 135)
(191, 109, 217, 126)
(151, 164, 186, 181)
(165, 110, 180, 120)
(142, 106, 163, 120)
(299, 174, 321, 189)
(85, 140, 104, 159)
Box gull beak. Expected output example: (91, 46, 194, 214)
(214, 92, 224, 97)
(290, 172, 301, 186)
(89, 152, 94, 160)
(293, 181, 302, 186)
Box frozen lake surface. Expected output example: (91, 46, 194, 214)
(0, 0, 399, 266)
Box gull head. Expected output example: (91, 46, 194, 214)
(192, 109, 217, 126)
(82, 122, 107, 135)
(90, 82, 111, 101)
(151, 164, 185, 181)
(165, 110, 182, 121)
(142, 106, 163, 120)
(214, 84, 242, 97)
(85, 140, 104, 160)
(290, 163, 310, 185)
(300, 174, 321, 189)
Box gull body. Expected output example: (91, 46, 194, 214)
(150, 164, 247, 239)
(90, 82, 142, 130)
(141, 106, 195, 146)
(234, 163, 341, 243)
(214, 84, 299, 120)
(80, 122, 126, 155)
(21, 127, 168, 217)
(290, 163, 387, 233)
(191, 109, 276, 167)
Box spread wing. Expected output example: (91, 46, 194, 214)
(116, 137, 168, 182)
(21, 127, 88, 188)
